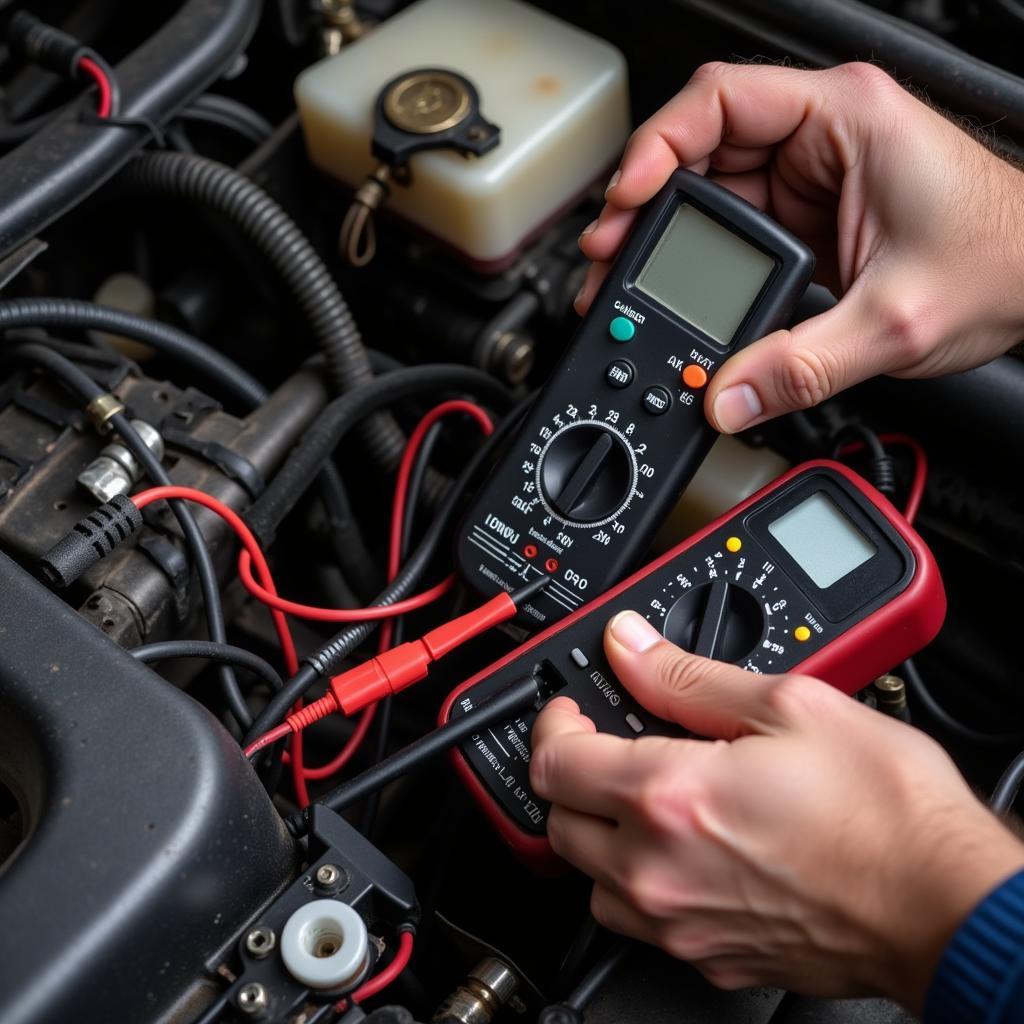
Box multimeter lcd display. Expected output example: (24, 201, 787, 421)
(634, 204, 776, 345)
(767, 491, 877, 588)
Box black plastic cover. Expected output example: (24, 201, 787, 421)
(0, 551, 297, 1024)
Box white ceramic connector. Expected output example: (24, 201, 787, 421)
(280, 899, 370, 991)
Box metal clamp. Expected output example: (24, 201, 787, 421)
(84, 393, 126, 434)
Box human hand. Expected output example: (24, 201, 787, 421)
(577, 62, 1024, 433)
(529, 610, 1024, 1011)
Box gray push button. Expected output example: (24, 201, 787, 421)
(570, 647, 590, 669)
(625, 713, 645, 733)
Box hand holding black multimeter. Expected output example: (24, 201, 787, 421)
(455, 169, 815, 627)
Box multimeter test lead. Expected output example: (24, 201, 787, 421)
(244, 574, 552, 758)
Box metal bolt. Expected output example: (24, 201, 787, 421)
(244, 925, 276, 959)
(873, 674, 910, 721)
(316, 864, 341, 886)
(237, 982, 268, 1015)
(314, 863, 347, 893)
(490, 330, 535, 386)
(432, 957, 519, 1024)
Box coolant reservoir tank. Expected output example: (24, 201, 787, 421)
(651, 436, 792, 554)
(294, 0, 630, 271)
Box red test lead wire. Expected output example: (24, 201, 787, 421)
(242, 574, 550, 757)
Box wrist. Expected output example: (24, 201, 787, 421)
(872, 806, 1024, 1012)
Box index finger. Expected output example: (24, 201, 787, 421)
(612, 62, 823, 210)
(583, 62, 830, 263)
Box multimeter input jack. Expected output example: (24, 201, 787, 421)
(534, 659, 571, 701)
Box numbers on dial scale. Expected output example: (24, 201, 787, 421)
(525, 410, 648, 532)
(645, 546, 793, 672)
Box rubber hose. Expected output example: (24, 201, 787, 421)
(677, 0, 1024, 145)
(0, 0, 259, 256)
(117, 151, 412, 477)
(0, 297, 266, 410)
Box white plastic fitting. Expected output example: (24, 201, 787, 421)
(280, 899, 370, 991)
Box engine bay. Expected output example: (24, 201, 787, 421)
(1, 2, 1023, 1022)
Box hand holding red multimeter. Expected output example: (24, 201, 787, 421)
(441, 461, 945, 868)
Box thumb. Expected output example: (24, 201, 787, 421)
(705, 291, 895, 433)
(604, 610, 804, 739)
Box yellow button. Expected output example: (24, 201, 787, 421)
(682, 363, 708, 389)
(794, 626, 811, 642)
(725, 536, 742, 553)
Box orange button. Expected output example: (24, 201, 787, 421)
(682, 364, 708, 389)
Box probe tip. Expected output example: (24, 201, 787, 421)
(511, 574, 551, 606)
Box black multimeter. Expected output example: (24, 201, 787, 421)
(455, 169, 815, 628)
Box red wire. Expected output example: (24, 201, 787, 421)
(236, 556, 456, 620)
(837, 432, 928, 524)
(244, 721, 291, 757)
(379, 399, 494, 652)
(337, 930, 415, 1009)
(300, 702, 376, 780)
(132, 485, 312, 803)
(77, 56, 112, 118)
(142, 401, 493, 789)
(299, 400, 494, 781)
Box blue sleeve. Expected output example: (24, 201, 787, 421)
(924, 868, 1024, 1024)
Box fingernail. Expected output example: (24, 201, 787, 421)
(579, 219, 598, 241)
(605, 170, 621, 197)
(610, 611, 661, 653)
(712, 383, 762, 433)
(574, 283, 588, 307)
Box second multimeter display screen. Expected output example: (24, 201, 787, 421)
(768, 492, 876, 588)
(634, 204, 777, 344)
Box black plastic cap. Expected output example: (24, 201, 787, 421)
(39, 495, 143, 587)
(8, 12, 85, 77)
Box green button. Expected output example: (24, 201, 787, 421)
(609, 316, 636, 342)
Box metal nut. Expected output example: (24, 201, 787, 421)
(244, 926, 276, 959)
(78, 420, 164, 504)
(78, 456, 134, 503)
(237, 982, 268, 1015)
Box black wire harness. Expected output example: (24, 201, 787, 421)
(132, 640, 284, 695)
(0, 295, 379, 599)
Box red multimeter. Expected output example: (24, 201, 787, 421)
(441, 460, 945, 869)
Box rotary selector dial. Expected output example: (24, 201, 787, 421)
(663, 579, 763, 662)
(538, 422, 635, 524)
(646, 543, 795, 671)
